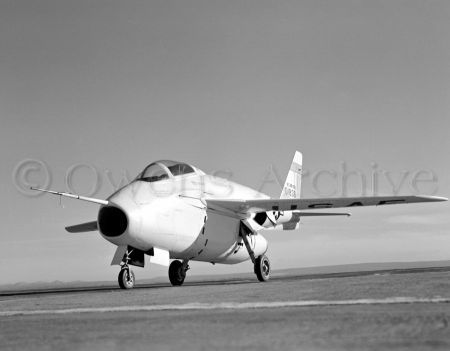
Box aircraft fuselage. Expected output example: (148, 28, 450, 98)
(99, 173, 269, 264)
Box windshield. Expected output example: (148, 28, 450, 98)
(168, 163, 194, 176)
(159, 160, 195, 176)
(138, 163, 169, 182)
(137, 160, 195, 182)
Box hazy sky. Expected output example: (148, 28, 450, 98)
(1, 0, 449, 284)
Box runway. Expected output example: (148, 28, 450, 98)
(1, 269, 450, 350)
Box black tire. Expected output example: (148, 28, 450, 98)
(169, 260, 186, 286)
(118, 268, 135, 289)
(254, 255, 270, 282)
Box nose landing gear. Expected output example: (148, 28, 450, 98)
(118, 249, 135, 289)
(118, 267, 135, 289)
(169, 259, 190, 286)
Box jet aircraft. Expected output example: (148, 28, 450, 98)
(32, 152, 447, 288)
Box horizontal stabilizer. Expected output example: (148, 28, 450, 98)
(258, 211, 350, 231)
(298, 212, 351, 217)
(65, 221, 98, 233)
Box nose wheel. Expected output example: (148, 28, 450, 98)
(118, 266, 135, 289)
(169, 260, 189, 286)
(118, 248, 136, 289)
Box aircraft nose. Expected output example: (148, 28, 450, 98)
(98, 205, 128, 237)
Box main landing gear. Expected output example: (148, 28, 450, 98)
(118, 249, 135, 289)
(169, 259, 190, 286)
(240, 222, 271, 282)
(254, 254, 270, 282)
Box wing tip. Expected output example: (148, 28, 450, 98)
(417, 195, 448, 202)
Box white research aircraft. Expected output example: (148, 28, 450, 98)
(32, 152, 447, 289)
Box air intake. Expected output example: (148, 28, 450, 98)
(98, 206, 128, 237)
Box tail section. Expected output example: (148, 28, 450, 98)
(280, 151, 302, 199)
(250, 151, 302, 230)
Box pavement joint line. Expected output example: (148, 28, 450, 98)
(1, 297, 450, 316)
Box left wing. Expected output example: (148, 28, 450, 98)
(207, 195, 447, 215)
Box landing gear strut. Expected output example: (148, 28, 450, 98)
(169, 259, 189, 286)
(240, 221, 271, 282)
(118, 249, 135, 289)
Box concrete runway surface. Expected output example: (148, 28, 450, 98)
(1, 269, 450, 351)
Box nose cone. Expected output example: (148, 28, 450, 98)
(98, 183, 143, 247)
(98, 206, 128, 237)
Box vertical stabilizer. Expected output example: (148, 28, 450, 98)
(280, 151, 302, 199)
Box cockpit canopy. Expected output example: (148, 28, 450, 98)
(137, 160, 196, 182)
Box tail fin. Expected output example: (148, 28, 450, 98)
(280, 151, 302, 199)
